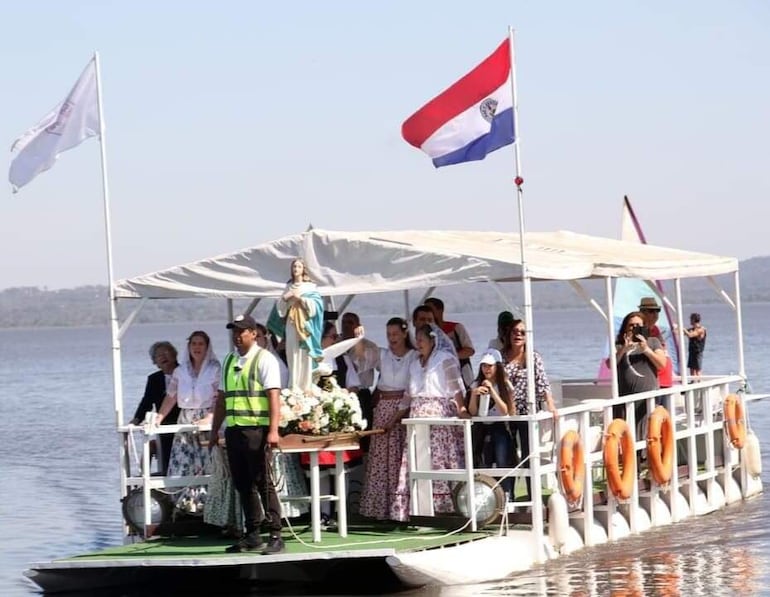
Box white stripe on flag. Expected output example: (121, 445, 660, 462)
(420, 74, 513, 159)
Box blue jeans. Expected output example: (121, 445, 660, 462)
(488, 423, 514, 499)
(510, 420, 531, 501)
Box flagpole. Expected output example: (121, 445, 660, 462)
(508, 26, 545, 561)
(507, 28, 535, 409)
(93, 51, 124, 428)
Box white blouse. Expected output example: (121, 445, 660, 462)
(376, 348, 415, 391)
(168, 359, 221, 410)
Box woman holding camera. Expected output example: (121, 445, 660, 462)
(614, 311, 667, 421)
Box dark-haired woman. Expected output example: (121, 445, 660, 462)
(614, 311, 667, 423)
(157, 330, 221, 514)
(359, 317, 416, 520)
(502, 319, 557, 503)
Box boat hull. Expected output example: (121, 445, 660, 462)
(386, 532, 544, 587)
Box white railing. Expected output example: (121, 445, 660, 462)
(118, 422, 212, 538)
(117, 374, 759, 549)
(401, 373, 758, 561)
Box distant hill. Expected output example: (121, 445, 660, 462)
(1, 256, 769, 329)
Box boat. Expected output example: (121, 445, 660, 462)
(25, 227, 765, 594)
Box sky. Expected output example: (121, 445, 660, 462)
(1, 1, 769, 291)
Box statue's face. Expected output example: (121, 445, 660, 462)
(291, 260, 304, 281)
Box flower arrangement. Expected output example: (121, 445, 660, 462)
(278, 378, 367, 436)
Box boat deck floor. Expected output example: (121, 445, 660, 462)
(26, 521, 492, 594)
(38, 521, 491, 569)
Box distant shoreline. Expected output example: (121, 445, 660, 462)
(4, 260, 770, 330)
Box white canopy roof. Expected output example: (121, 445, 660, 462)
(113, 229, 738, 300)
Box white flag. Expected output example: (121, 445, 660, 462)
(9, 58, 101, 192)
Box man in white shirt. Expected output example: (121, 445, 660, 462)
(210, 314, 284, 555)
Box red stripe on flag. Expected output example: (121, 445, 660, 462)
(402, 38, 511, 149)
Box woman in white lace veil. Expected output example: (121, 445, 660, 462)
(157, 330, 221, 515)
(430, 323, 458, 359)
(175, 331, 220, 413)
(410, 305, 458, 361)
(390, 323, 466, 521)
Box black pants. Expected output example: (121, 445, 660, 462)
(510, 420, 531, 501)
(613, 396, 663, 426)
(158, 431, 174, 476)
(225, 426, 282, 536)
(357, 388, 373, 452)
(471, 423, 495, 468)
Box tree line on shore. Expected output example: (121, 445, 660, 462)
(1, 255, 768, 329)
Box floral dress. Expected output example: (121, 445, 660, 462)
(272, 451, 309, 519)
(203, 444, 242, 531)
(390, 349, 466, 522)
(166, 357, 221, 515)
(359, 347, 415, 520)
(504, 351, 551, 415)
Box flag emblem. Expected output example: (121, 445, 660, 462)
(479, 98, 498, 122)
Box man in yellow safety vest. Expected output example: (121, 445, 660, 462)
(210, 314, 284, 554)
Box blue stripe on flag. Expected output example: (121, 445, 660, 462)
(431, 108, 515, 168)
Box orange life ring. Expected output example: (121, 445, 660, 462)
(646, 405, 674, 484)
(558, 430, 585, 503)
(603, 418, 636, 500)
(724, 394, 747, 449)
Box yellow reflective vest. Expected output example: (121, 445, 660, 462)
(222, 349, 269, 427)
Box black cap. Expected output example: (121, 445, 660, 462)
(226, 314, 257, 330)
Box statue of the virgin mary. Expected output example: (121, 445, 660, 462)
(267, 258, 324, 393)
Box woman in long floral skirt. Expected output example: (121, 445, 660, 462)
(358, 317, 415, 520)
(390, 324, 466, 522)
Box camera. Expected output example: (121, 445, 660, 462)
(631, 324, 649, 339)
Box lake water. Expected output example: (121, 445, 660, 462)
(1, 303, 768, 596)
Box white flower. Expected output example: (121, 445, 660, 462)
(278, 381, 366, 435)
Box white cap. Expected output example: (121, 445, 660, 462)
(479, 348, 502, 366)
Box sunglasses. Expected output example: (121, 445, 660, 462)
(511, 329, 526, 336)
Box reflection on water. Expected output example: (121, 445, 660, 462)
(2, 306, 770, 595)
(420, 493, 769, 597)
